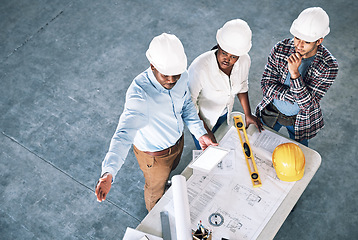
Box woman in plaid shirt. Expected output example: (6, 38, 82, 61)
(255, 7, 338, 146)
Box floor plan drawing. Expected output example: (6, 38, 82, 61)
(181, 126, 296, 239)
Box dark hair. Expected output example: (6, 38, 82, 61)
(211, 44, 219, 50)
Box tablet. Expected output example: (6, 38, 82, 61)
(189, 146, 230, 173)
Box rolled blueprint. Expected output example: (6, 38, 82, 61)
(172, 175, 192, 240)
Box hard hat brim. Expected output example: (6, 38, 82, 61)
(276, 169, 305, 182)
(146, 33, 187, 76)
(290, 23, 330, 42)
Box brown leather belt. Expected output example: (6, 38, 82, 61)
(144, 135, 183, 157)
(272, 103, 297, 126)
(269, 102, 297, 126)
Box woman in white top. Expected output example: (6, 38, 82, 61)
(189, 19, 262, 149)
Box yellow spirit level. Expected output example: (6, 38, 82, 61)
(233, 115, 262, 187)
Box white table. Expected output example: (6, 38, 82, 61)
(136, 112, 321, 240)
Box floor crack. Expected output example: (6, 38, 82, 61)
(1, 131, 141, 223)
(6, 9, 64, 59)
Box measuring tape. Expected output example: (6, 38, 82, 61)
(233, 115, 262, 188)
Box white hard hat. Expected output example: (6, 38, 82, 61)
(216, 19, 252, 56)
(290, 7, 330, 42)
(146, 33, 187, 76)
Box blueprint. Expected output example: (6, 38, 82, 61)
(185, 126, 296, 240)
(249, 128, 293, 158)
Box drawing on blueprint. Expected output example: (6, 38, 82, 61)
(233, 184, 261, 206)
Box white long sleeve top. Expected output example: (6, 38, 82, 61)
(188, 50, 250, 130)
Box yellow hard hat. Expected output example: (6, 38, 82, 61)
(272, 143, 305, 182)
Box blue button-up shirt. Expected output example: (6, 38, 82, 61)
(101, 67, 207, 180)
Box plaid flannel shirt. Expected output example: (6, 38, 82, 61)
(256, 38, 338, 141)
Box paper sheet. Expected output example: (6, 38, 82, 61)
(189, 146, 230, 173)
(192, 150, 236, 175)
(249, 128, 293, 158)
(185, 126, 295, 240)
(123, 227, 163, 240)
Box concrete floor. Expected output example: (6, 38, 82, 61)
(0, 0, 357, 239)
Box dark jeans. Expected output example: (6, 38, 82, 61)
(192, 113, 228, 150)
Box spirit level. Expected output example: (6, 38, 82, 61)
(233, 115, 262, 187)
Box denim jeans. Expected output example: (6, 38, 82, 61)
(192, 113, 228, 150)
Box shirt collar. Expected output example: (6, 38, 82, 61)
(209, 49, 241, 78)
(146, 67, 169, 93)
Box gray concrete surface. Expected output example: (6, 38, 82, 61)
(0, 0, 357, 239)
